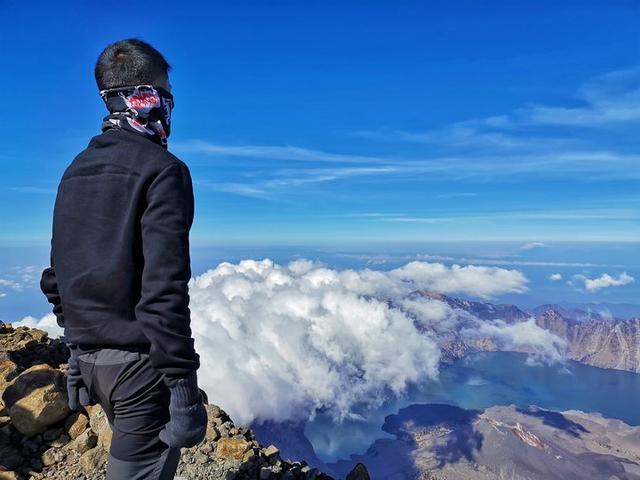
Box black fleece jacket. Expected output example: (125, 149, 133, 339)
(40, 127, 199, 377)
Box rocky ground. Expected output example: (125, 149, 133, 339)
(0, 322, 369, 480)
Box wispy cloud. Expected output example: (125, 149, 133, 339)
(189, 147, 640, 201)
(356, 66, 640, 146)
(184, 143, 640, 182)
(196, 166, 399, 199)
(331, 252, 623, 269)
(415, 255, 616, 268)
(0, 265, 39, 292)
(358, 150, 640, 182)
(178, 66, 638, 202)
(196, 181, 274, 200)
(437, 192, 479, 199)
(333, 212, 409, 218)
(371, 208, 640, 223)
(0, 278, 22, 290)
(348, 67, 640, 181)
(522, 67, 640, 126)
(263, 166, 398, 187)
(175, 140, 389, 165)
(353, 123, 566, 151)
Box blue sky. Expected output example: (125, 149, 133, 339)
(0, 1, 639, 319)
(0, 0, 638, 246)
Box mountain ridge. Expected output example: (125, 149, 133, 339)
(414, 291, 640, 373)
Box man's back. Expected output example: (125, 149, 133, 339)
(39, 38, 208, 478)
(50, 126, 199, 376)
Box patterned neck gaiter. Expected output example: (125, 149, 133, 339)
(99, 85, 174, 149)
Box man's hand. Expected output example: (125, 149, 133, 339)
(159, 371, 208, 449)
(40, 265, 65, 328)
(66, 346, 92, 411)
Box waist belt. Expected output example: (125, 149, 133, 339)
(74, 343, 151, 356)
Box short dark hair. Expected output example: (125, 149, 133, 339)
(95, 38, 171, 91)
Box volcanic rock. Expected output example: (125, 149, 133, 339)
(1, 364, 69, 437)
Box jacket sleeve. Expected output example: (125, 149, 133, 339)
(40, 247, 65, 328)
(135, 161, 200, 377)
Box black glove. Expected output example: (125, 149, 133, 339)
(66, 346, 92, 411)
(159, 371, 208, 448)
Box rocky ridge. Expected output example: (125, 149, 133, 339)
(416, 291, 640, 373)
(0, 321, 368, 480)
(535, 309, 640, 373)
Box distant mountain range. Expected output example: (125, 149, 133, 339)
(416, 291, 640, 374)
(550, 301, 640, 321)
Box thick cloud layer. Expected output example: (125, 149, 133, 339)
(19, 258, 564, 426)
(186, 259, 556, 424)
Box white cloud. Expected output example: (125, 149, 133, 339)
(185, 259, 538, 425)
(0, 278, 22, 290)
(13, 313, 64, 338)
(583, 272, 635, 292)
(397, 296, 461, 334)
(22, 259, 567, 427)
(462, 318, 566, 365)
(549, 273, 563, 281)
(186, 259, 445, 424)
(388, 261, 528, 299)
(399, 296, 565, 363)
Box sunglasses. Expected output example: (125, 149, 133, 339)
(99, 84, 174, 106)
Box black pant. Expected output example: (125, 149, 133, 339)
(77, 348, 181, 479)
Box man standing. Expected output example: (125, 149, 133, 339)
(39, 39, 207, 479)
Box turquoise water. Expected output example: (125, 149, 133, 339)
(305, 352, 640, 463)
